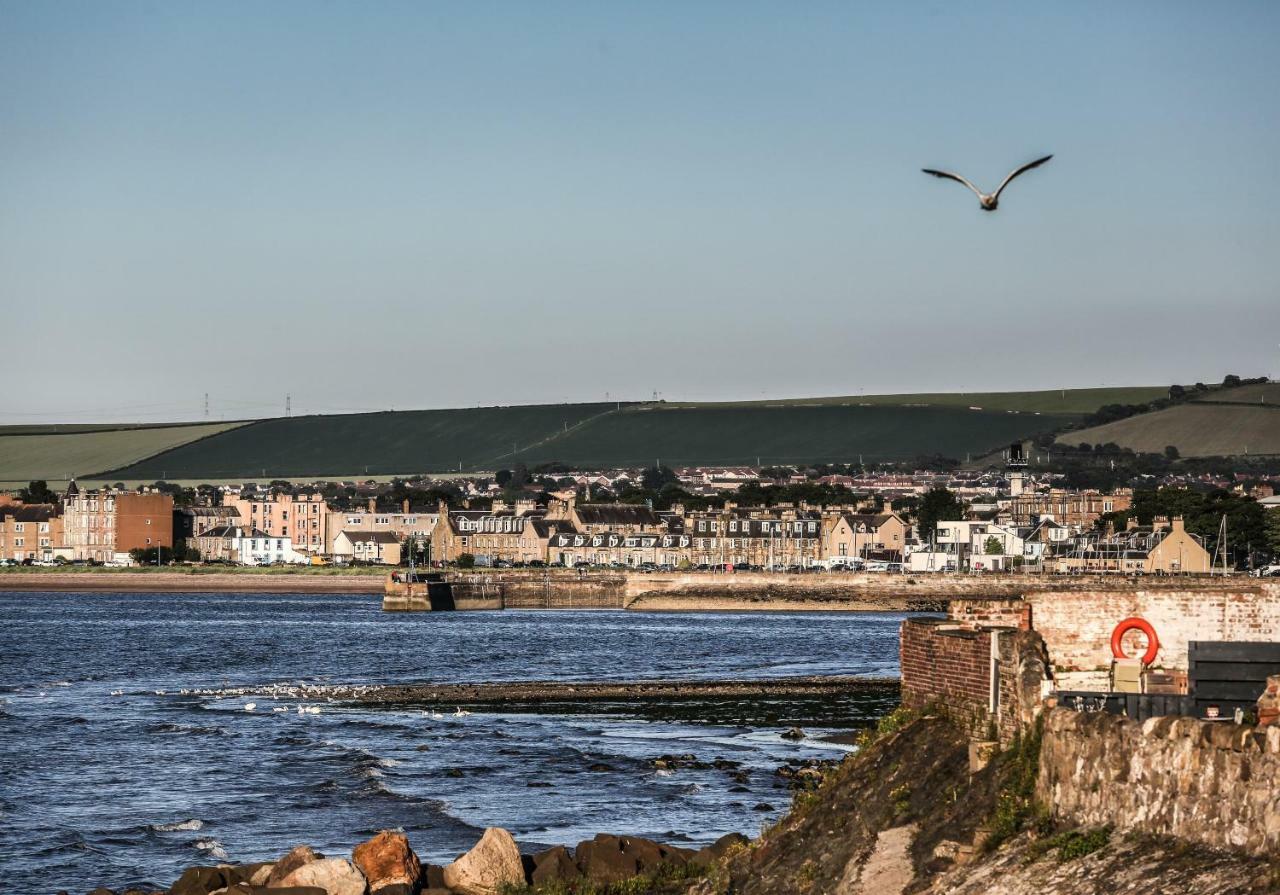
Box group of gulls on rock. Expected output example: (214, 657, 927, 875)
(922, 153, 1052, 211)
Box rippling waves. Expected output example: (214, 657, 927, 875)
(0, 591, 909, 895)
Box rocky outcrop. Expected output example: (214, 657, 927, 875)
(441, 828, 524, 895)
(93, 826, 720, 895)
(573, 833, 693, 883)
(926, 828, 1278, 895)
(351, 831, 421, 893)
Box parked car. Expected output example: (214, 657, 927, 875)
(863, 560, 889, 572)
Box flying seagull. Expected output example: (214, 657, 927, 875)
(922, 154, 1052, 211)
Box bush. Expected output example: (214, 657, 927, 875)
(456, 553, 476, 569)
(984, 716, 1044, 852)
(1054, 826, 1111, 860)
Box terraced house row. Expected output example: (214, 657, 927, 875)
(431, 497, 906, 568)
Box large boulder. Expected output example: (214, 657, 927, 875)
(530, 846, 581, 885)
(171, 866, 231, 895)
(574, 834, 692, 884)
(420, 866, 446, 891)
(351, 831, 421, 893)
(223, 887, 326, 895)
(275, 858, 367, 895)
(266, 847, 323, 887)
(441, 828, 525, 895)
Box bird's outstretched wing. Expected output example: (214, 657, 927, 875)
(921, 168, 984, 198)
(992, 154, 1052, 200)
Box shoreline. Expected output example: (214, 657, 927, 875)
(349, 674, 899, 708)
(187, 674, 900, 708)
(0, 571, 382, 593)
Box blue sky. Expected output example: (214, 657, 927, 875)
(2, 1, 1278, 421)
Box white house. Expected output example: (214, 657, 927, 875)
(236, 532, 308, 566)
(193, 525, 307, 565)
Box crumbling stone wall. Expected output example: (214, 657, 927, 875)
(996, 628, 1052, 744)
(1038, 707, 1280, 857)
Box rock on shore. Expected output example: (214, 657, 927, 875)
(81, 824, 740, 895)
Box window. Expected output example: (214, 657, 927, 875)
(14, 538, 23, 547)
(13, 523, 23, 533)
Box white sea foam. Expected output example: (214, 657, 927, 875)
(195, 838, 229, 860)
(152, 818, 204, 832)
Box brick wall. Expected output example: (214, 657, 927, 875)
(1039, 707, 1280, 857)
(1023, 582, 1280, 672)
(902, 618, 1053, 744)
(949, 598, 1031, 630)
(900, 618, 993, 731)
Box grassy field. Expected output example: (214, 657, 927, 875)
(1057, 402, 1280, 457)
(102, 403, 622, 479)
(0, 386, 1175, 482)
(665, 386, 1170, 414)
(0, 421, 240, 435)
(0, 422, 249, 484)
(1191, 382, 1280, 405)
(99, 401, 1074, 478)
(511, 402, 1071, 467)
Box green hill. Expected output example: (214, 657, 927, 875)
(99, 403, 623, 480)
(667, 386, 1169, 414)
(98, 400, 1079, 480)
(513, 402, 1068, 468)
(0, 422, 249, 487)
(0, 386, 1180, 483)
(1058, 387, 1280, 458)
(1190, 381, 1280, 405)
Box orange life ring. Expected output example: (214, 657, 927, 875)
(1111, 617, 1159, 666)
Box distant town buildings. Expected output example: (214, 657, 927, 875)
(0, 465, 1270, 571)
(61, 482, 173, 564)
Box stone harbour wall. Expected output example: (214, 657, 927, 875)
(1038, 707, 1280, 857)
